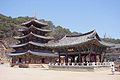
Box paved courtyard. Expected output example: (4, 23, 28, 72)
(0, 64, 120, 80)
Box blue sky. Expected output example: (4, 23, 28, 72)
(0, 0, 120, 39)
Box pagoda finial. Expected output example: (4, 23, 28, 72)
(34, 10, 36, 19)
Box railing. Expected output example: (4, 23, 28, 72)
(49, 62, 114, 67)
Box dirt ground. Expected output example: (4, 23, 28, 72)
(0, 64, 120, 80)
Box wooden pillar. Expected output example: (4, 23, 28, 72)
(49, 57, 51, 63)
(94, 54, 96, 62)
(39, 58, 41, 64)
(14, 57, 15, 64)
(65, 53, 68, 64)
(78, 54, 80, 63)
(99, 55, 101, 62)
(58, 53, 61, 63)
(45, 57, 47, 64)
(29, 58, 31, 63)
(12, 58, 14, 63)
(81, 55, 83, 63)
(34, 58, 36, 63)
(21, 58, 23, 64)
(79, 53, 81, 63)
(84, 55, 87, 63)
(25, 57, 26, 64)
(72, 56, 75, 63)
(89, 53, 92, 62)
(109, 57, 111, 62)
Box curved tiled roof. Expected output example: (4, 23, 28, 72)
(6, 50, 58, 57)
(21, 19, 48, 27)
(46, 30, 108, 47)
(46, 30, 115, 47)
(14, 32, 54, 40)
(18, 25, 52, 32)
(9, 41, 46, 48)
(110, 44, 120, 48)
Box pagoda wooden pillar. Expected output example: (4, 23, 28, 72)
(34, 58, 36, 63)
(89, 53, 92, 62)
(25, 57, 26, 64)
(21, 58, 23, 64)
(29, 58, 31, 63)
(13, 57, 15, 64)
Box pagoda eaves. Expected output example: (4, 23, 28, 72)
(7, 50, 57, 57)
(21, 19, 48, 28)
(18, 25, 52, 32)
(14, 32, 54, 40)
(9, 41, 47, 48)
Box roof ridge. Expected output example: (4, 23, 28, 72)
(66, 30, 95, 37)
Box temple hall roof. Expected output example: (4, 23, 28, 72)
(46, 30, 114, 47)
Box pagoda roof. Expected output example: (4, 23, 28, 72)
(6, 50, 58, 57)
(9, 41, 46, 48)
(14, 32, 54, 40)
(46, 30, 115, 48)
(21, 19, 48, 27)
(18, 25, 52, 32)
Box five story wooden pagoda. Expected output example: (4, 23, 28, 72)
(7, 18, 58, 64)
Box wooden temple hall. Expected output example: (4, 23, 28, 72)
(7, 16, 114, 65)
